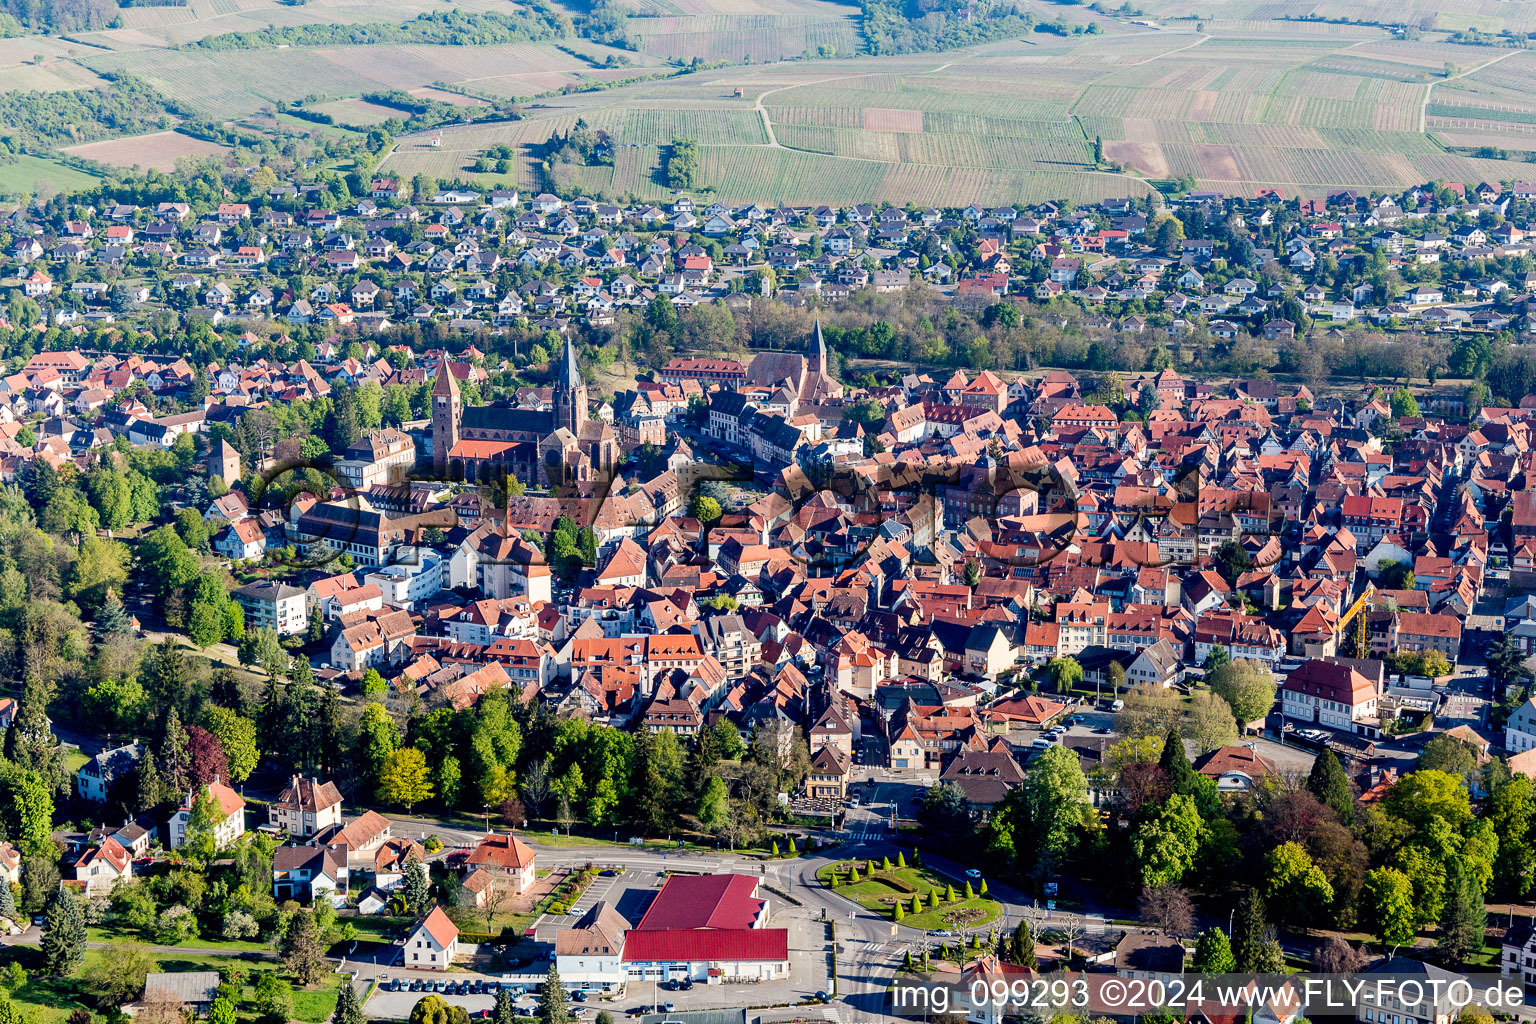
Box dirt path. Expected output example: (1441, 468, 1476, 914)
(1420, 47, 1522, 133)
(751, 55, 962, 150)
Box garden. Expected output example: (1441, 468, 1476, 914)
(817, 853, 1002, 931)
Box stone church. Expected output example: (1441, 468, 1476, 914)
(433, 340, 616, 487)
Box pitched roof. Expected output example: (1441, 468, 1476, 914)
(466, 832, 536, 871)
(416, 905, 459, 948)
(635, 873, 764, 930)
(275, 775, 343, 813)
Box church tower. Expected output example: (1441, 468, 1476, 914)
(807, 318, 829, 377)
(431, 359, 461, 474)
(552, 339, 588, 438)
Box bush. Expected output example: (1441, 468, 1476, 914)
(155, 904, 199, 945)
(222, 910, 259, 940)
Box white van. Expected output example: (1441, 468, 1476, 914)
(1111, 699, 1125, 712)
(1031, 737, 1056, 750)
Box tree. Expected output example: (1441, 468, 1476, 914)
(689, 494, 721, 526)
(1213, 540, 1252, 586)
(986, 746, 1089, 875)
(1133, 793, 1203, 886)
(201, 706, 260, 783)
(1047, 656, 1082, 694)
(1008, 921, 1036, 968)
(279, 909, 327, 987)
(378, 748, 435, 811)
(1158, 729, 1197, 794)
(1417, 735, 1481, 789)
(1138, 883, 1193, 938)
(1362, 867, 1417, 951)
(696, 776, 729, 832)
(918, 783, 976, 838)
(1488, 630, 1524, 687)
(185, 726, 229, 788)
(253, 972, 293, 1024)
(1390, 387, 1419, 419)
(539, 964, 569, 1024)
(208, 997, 238, 1024)
(1263, 841, 1334, 929)
(41, 886, 86, 976)
(1185, 691, 1238, 753)
(401, 860, 430, 913)
(410, 995, 468, 1024)
(82, 939, 157, 1006)
(1208, 660, 1277, 729)
(181, 785, 229, 864)
(1191, 928, 1234, 974)
(1231, 888, 1270, 972)
(1312, 936, 1363, 974)
(1116, 683, 1183, 740)
(1382, 768, 1471, 828)
(1436, 855, 1487, 965)
(332, 979, 366, 1024)
(493, 989, 518, 1024)
(1306, 749, 1354, 824)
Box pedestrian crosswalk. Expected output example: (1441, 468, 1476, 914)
(844, 830, 885, 841)
(818, 1008, 842, 1023)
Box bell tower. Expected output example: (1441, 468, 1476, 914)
(553, 339, 588, 437)
(431, 359, 461, 474)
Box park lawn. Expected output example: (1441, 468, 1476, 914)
(902, 897, 1003, 932)
(86, 924, 273, 953)
(63, 749, 90, 775)
(817, 861, 946, 913)
(818, 861, 1001, 929)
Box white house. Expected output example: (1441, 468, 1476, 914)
(555, 902, 630, 994)
(234, 581, 309, 636)
(1281, 659, 1380, 734)
(73, 837, 132, 895)
(272, 845, 347, 902)
(404, 907, 460, 970)
(168, 779, 247, 851)
(269, 775, 344, 837)
(77, 741, 143, 802)
(1506, 698, 1536, 754)
(364, 552, 444, 611)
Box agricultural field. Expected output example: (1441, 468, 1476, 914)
(80, 40, 643, 119)
(62, 130, 231, 172)
(0, 0, 1529, 206)
(0, 155, 101, 198)
(371, 17, 1536, 204)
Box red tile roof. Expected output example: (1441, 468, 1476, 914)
(417, 906, 459, 948)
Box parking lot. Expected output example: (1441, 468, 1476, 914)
(365, 871, 831, 1020)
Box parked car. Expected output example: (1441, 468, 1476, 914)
(664, 1002, 676, 1012)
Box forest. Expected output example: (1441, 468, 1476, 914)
(0, 74, 175, 152)
(188, 7, 574, 51)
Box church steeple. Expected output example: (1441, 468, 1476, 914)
(807, 318, 828, 376)
(553, 339, 588, 438)
(431, 359, 461, 474)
